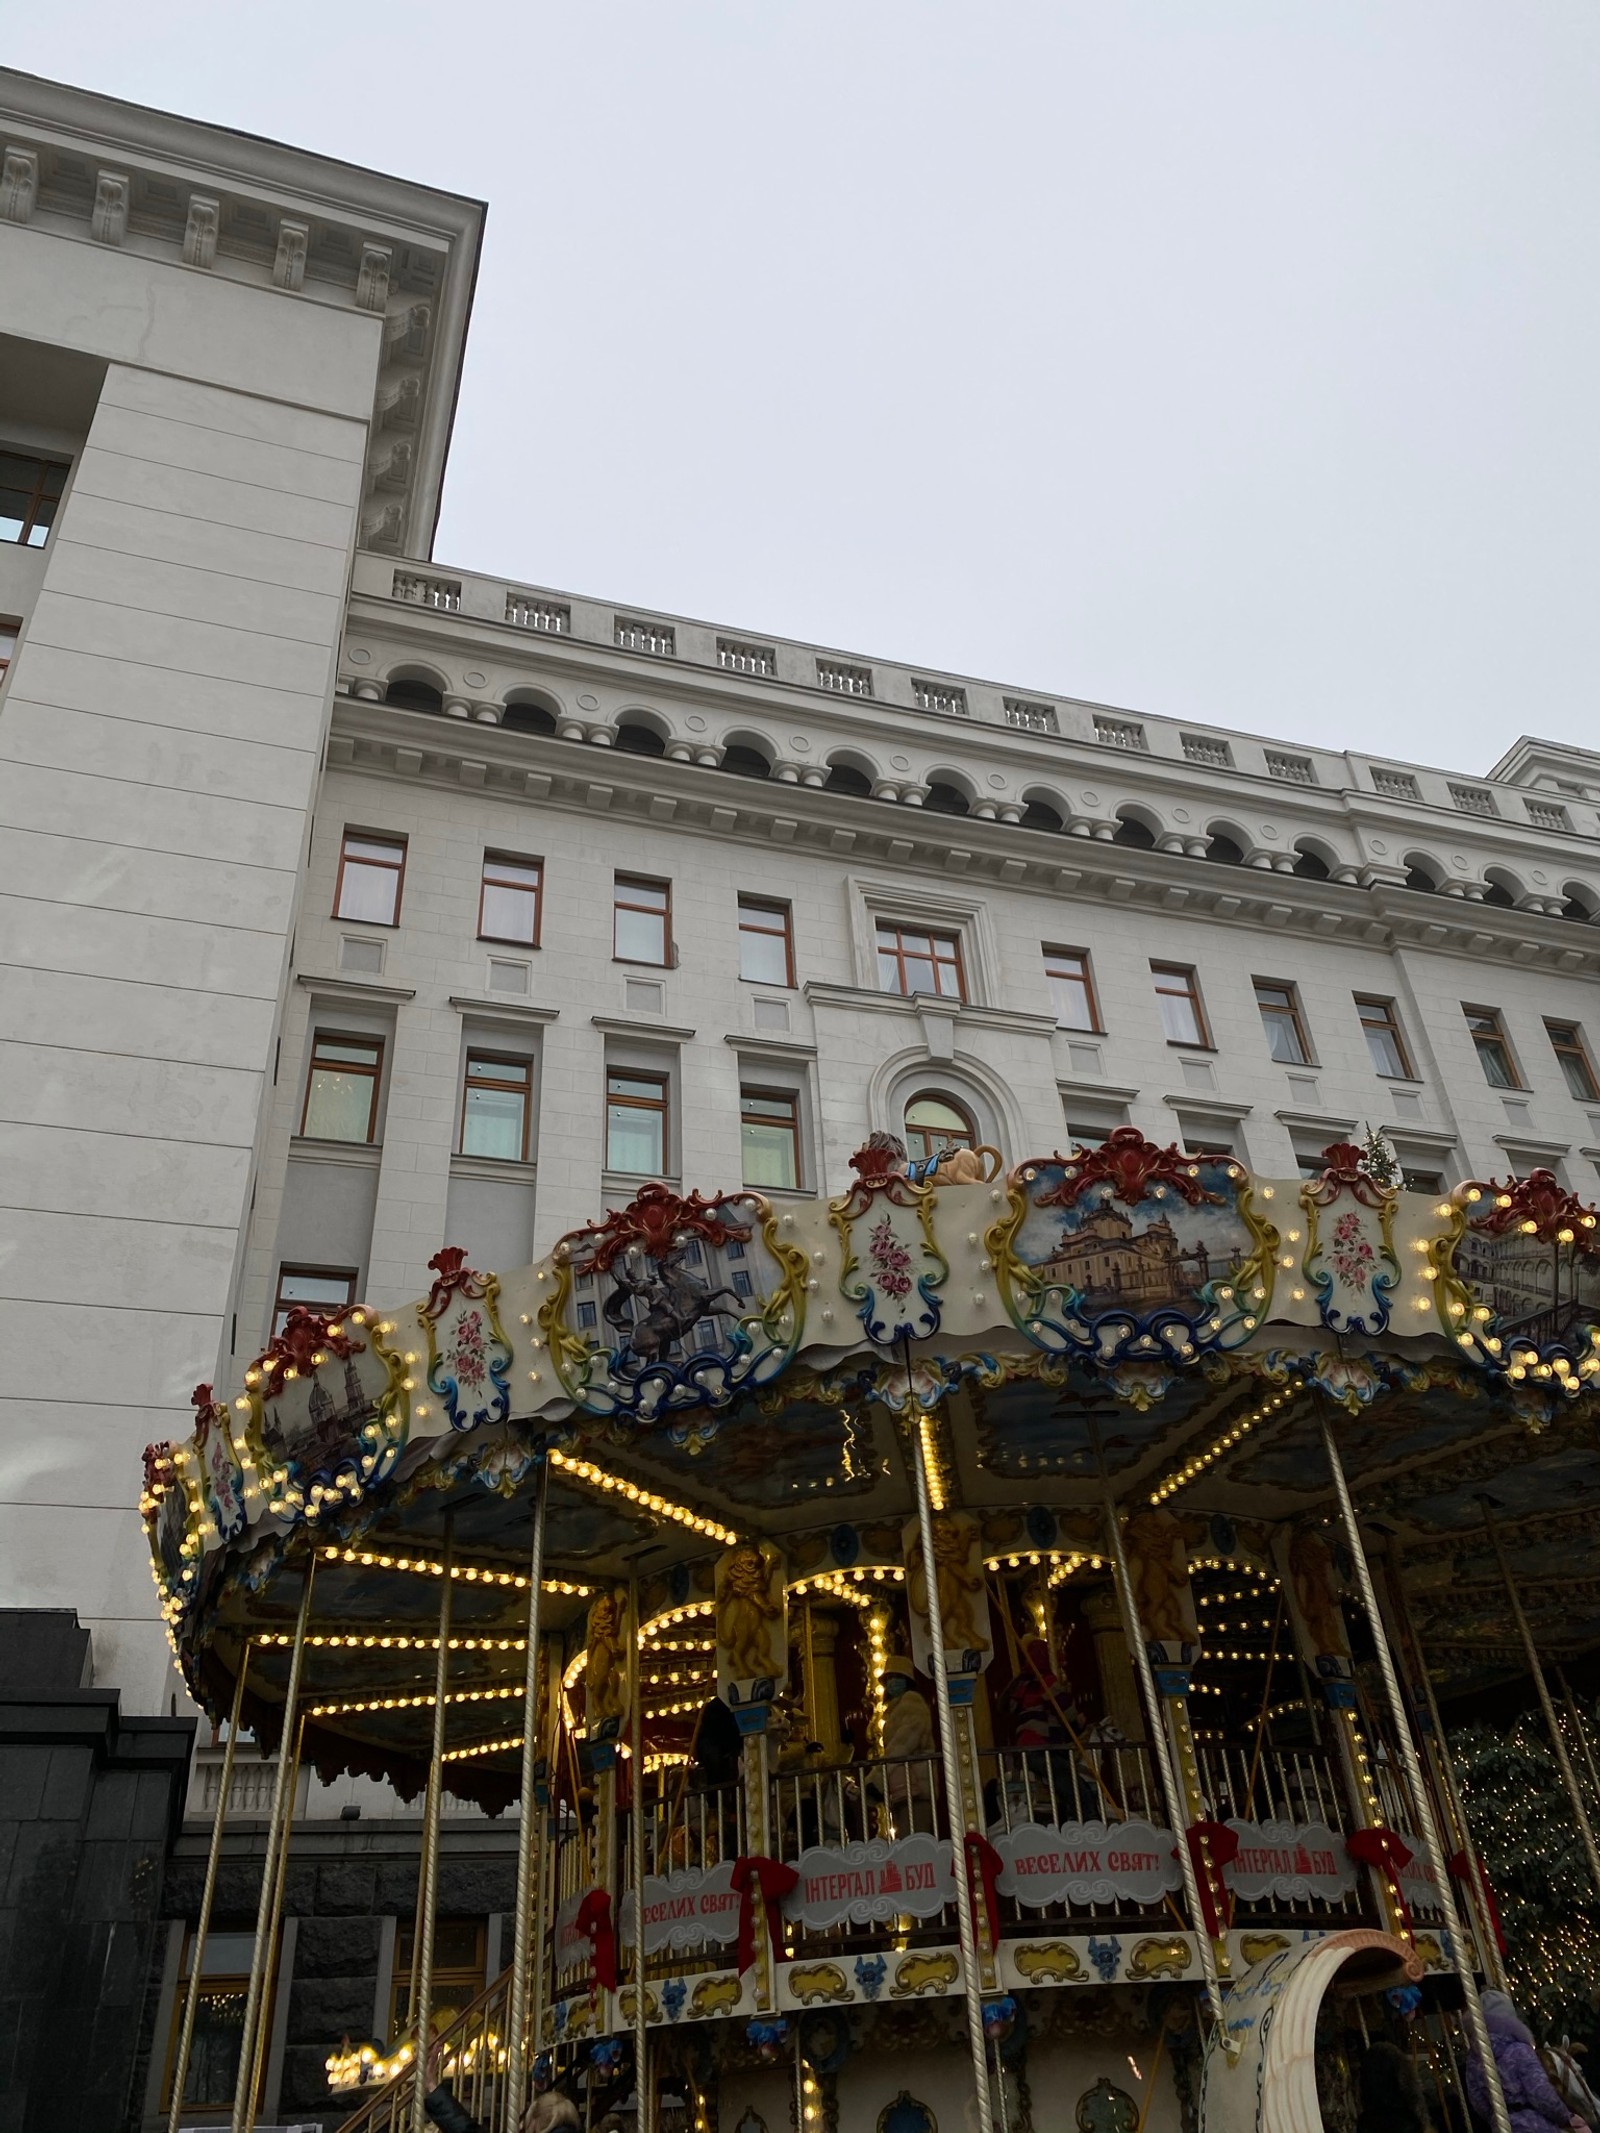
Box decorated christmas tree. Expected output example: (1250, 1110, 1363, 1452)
(1453, 1712, 1600, 2047)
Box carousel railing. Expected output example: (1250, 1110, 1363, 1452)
(1194, 1739, 1369, 1923)
(331, 1965, 512, 2133)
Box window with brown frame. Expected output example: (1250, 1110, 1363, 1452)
(1253, 979, 1313, 1066)
(904, 1092, 976, 1164)
(391, 1918, 486, 2039)
(0, 620, 17, 680)
(301, 1032, 384, 1142)
(606, 1069, 669, 1173)
(160, 1930, 266, 2112)
(0, 450, 68, 548)
(614, 875, 671, 965)
(740, 1087, 801, 1190)
(1464, 1005, 1521, 1090)
(1043, 946, 1101, 1032)
(478, 852, 542, 945)
(1547, 1019, 1600, 1102)
(1151, 962, 1211, 1047)
(461, 1052, 533, 1161)
(738, 897, 795, 987)
(1355, 995, 1415, 1080)
(876, 921, 965, 1001)
(272, 1265, 357, 1338)
(334, 830, 406, 925)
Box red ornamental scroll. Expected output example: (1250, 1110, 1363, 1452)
(1185, 1821, 1240, 1938)
(1450, 1848, 1508, 1956)
(964, 1832, 1004, 1953)
(574, 1888, 618, 1992)
(1346, 1825, 1416, 1931)
(730, 1855, 800, 1975)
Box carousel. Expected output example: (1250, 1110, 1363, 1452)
(143, 1128, 1600, 2133)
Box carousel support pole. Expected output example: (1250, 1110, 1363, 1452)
(1557, 1667, 1600, 1818)
(904, 1388, 996, 2133)
(1100, 1503, 1232, 2052)
(246, 1709, 306, 2125)
(409, 1515, 457, 2133)
(168, 1647, 251, 2133)
(1482, 1498, 1600, 1905)
(735, 1698, 777, 2014)
(1384, 1542, 1510, 1993)
(505, 1456, 551, 2132)
(629, 1574, 651, 2133)
(1318, 1418, 1511, 2133)
(230, 1553, 315, 2133)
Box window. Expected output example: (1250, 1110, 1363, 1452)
(904, 1093, 976, 1165)
(461, 1053, 532, 1161)
(272, 1266, 357, 1338)
(1151, 963, 1210, 1047)
(876, 921, 965, 1001)
(0, 620, 16, 679)
(1254, 980, 1312, 1066)
(301, 1033, 383, 1142)
(1464, 1007, 1521, 1090)
(392, 1918, 486, 2039)
(1402, 1169, 1445, 1195)
(334, 831, 406, 925)
(738, 897, 794, 986)
(0, 451, 67, 547)
(740, 1088, 801, 1190)
(161, 1933, 262, 2111)
(1356, 996, 1414, 1080)
(478, 853, 542, 945)
(1044, 947, 1100, 1032)
(606, 1070, 668, 1173)
(1186, 1134, 1237, 1160)
(614, 875, 670, 965)
(1547, 1020, 1600, 1102)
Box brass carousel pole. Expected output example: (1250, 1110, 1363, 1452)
(410, 1515, 457, 2133)
(246, 1708, 307, 2124)
(231, 1554, 315, 2133)
(1318, 1419, 1511, 2133)
(1481, 1498, 1600, 1904)
(168, 1647, 251, 2133)
(1100, 1503, 1231, 2048)
(903, 1383, 996, 2133)
(629, 1572, 651, 2133)
(1556, 1668, 1600, 1819)
(505, 1456, 551, 2132)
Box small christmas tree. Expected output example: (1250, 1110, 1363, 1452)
(1357, 1124, 1402, 1192)
(1453, 1712, 1600, 2046)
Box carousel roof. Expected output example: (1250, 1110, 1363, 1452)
(140, 1132, 1600, 1802)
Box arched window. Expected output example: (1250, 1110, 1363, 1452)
(1020, 797, 1064, 832)
(1112, 810, 1157, 850)
(615, 718, 666, 757)
(720, 743, 772, 780)
(903, 1092, 976, 1165)
(824, 759, 872, 796)
(1204, 832, 1246, 866)
(503, 699, 558, 736)
(924, 780, 970, 817)
(384, 676, 443, 714)
(1403, 852, 1442, 894)
(1291, 841, 1331, 881)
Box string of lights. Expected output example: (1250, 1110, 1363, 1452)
(319, 1543, 591, 1595)
(545, 1446, 740, 1544)
(1147, 1387, 1301, 1505)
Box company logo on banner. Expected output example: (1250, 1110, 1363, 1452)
(1224, 1821, 1357, 1904)
(618, 1860, 740, 1953)
(786, 1835, 955, 1929)
(993, 1820, 1181, 1909)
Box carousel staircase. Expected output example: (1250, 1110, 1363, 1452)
(333, 1965, 515, 2133)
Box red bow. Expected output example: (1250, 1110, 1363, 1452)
(1346, 1826, 1416, 1931)
(963, 1833, 1004, 1952)
(1185, 1821, 1239, 1938)
(729, 1855, 800, 1974)
(1450, 1848, 1508, 1955)
(574, 1888, 618, 1992)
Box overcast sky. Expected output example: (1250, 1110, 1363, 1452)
(13, 3, 1600, 771)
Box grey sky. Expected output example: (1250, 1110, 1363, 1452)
(13, 2, 1600, 770)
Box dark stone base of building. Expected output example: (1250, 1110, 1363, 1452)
(0, 1612, 194, 2133)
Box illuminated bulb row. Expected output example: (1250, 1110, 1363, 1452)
(1048, 1553, 1102, 1590)
(988, 1548, 1084, 1574)
(639, 1599, 717, 1646)
(322, 1544, 590, 1596)
(547, 1447, 740, 1544)
(1148, 1387, 1300, 1505)
(309, 1682, 523, 1718)
(442, 1731, 523, 1764)
(917, 1413, 948, 1512)
(256, 1630, 527, 1652)
(791, 1565, 905, 1599)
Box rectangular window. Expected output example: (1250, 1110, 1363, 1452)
(1184, 1133, 1236, 1159)
(1152, 963, 1210, 1047)
(738, 897, 795, 987)
(0, 450, 68, 548)
(740, 1087, 801, 1190)
(876, 920, 965, 1001)
(479, 852, 542, 945)
(606, 1070, 668, 1173)
(301, 1032, 383, 1142)
(1465, 1006, 1521, 1090)
(1402, 1168, 1444, 1195)
(272, 1265, 357, 1337)
(1044, 947, 1100, 1032)
(161, 1933, 264, 2110)
(614, 875, 670, 965)
(334, 831, 406, 925)
(1356, 995, 1414, 1080)
(0, 620, 17, 679)
(392, 1919, 486, 2037)
(1547, 1019, 1600, 1101)
(461, 1052, 532, 1161)
(1254, 979, 1312, 1066)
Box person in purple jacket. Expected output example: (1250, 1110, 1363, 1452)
(1466, 1990, 1588, 2132)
